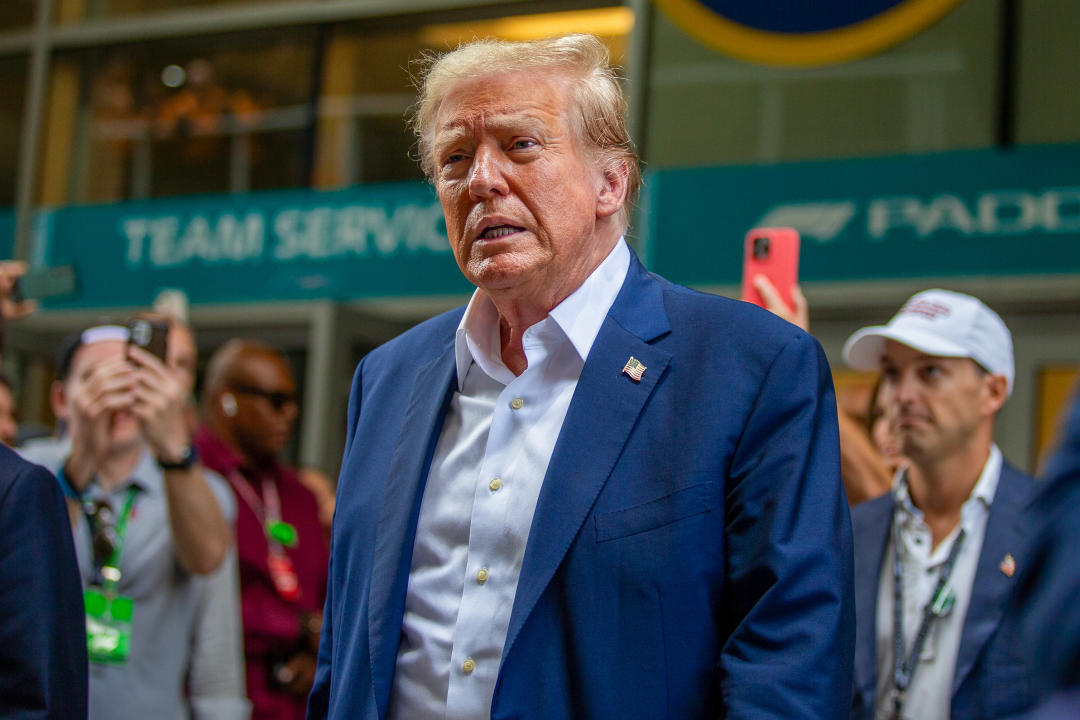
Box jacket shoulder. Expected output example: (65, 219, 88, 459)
(653, 274, 820, 361)
(850, 492, 893, 540)
(0, 445, 57, 502)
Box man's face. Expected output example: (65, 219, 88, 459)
(67, 339, 141, 451)
(431, 69, 619, 303)
(225, 353, 298, 462)
(879, 339, 1002, 467)
(0, 383, 16, 446)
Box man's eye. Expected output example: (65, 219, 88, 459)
(510, 139, 537, 150)
(443, 153, 466, 166)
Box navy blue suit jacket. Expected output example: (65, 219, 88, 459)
(850, 461, 1035, 720)
(309, 253, 855, 719)
(0, 445, 87, 719)
(1008, 388, 1080, 710)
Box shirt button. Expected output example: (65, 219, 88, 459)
(462, 658, 476, 674)
(489, 477, 503, 492)
(477, 567, 490, 584)
(510, 397, 524, 410)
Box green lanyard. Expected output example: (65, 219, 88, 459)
(85, 485, 139, 590)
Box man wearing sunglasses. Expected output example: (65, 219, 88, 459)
(196, 339, 329, 720)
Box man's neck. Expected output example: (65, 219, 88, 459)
(96, 445, 143, 493)
(906, 441, 992, 548)
(489, 230, 621, 375)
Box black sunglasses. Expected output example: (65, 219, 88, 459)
(231, 383, 298, 411)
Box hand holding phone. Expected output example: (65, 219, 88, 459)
(11, 265, 77, 304)
(0, 261, 37, 320)
(741, 227, 801, 311)
(127, 318, 169, 362)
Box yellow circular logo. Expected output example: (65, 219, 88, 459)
(652, 0, 966, 66)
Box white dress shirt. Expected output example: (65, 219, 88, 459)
(873, 444, 1003, 720)
(388, 239, 631, 720)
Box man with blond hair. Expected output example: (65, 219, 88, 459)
(309, 34, 853, 719)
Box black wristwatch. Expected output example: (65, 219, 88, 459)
(158, 444, 199, 471)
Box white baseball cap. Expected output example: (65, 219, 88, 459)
(843, 289, 1014, 396)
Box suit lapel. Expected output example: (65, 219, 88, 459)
(951, 462, 1032, 696)
(368, 342, 457, 718)
(853, 496, 893, 702)
(500, 255, 672, 664)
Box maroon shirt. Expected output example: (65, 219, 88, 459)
(195, 427, 330, 720)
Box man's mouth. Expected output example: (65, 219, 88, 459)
(478, 224, 524, 240)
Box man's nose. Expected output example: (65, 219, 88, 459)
(468, 144, 509, 200)
(891, 369, 919, 406)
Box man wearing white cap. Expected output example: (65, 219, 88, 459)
(844, 289, 1035, 720)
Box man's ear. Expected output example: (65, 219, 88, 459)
(981, 373, 1009, 417)
(595, 160, 629, 219)
(49, 380, 69, 422)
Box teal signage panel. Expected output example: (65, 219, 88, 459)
(641, 144, 1080, 288)
(37, 183, 471, 309)
(0, 209, 14, 259)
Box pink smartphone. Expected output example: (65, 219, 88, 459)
(741, 227, 801, 310)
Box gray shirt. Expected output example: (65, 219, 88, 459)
(20, 439, 240, 720)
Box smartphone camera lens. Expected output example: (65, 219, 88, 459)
(129, 319, 151, 348)
(752, 236, 770, 260)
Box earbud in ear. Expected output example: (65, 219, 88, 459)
(221, 393, 238, 417)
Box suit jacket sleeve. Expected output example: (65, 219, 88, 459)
(0, 457, 88, 720)
(307, 358, 365, 720)
(720, 332, 856, 719)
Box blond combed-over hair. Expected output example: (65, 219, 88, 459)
(410, 34, 641, 231)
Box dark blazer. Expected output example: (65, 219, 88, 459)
(308, 252, 855, 719)
(1009, 388, 1080, 707)
(850, 460, 1035, 720)
(0, 444, 88, 719)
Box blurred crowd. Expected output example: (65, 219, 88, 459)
(0, 263, 1078, 719)
(0, 261, 331, 720)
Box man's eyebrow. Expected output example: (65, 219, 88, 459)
(433, 126, 471, 154)
(435, 113, 549, 147)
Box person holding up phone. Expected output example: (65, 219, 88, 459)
(19, 321, 235, 720)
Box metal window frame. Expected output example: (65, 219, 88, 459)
(6, 0, 649, 474)
(10, 0, 642, 259)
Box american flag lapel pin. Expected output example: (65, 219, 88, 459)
(622, 356, 646, 382)
(1000, 554, 1016, 578)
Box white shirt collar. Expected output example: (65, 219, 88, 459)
(895, 443, 1003, 517)
(453, 238, 631, 389)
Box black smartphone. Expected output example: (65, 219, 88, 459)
(11, 265, 77, 302)
(126, 317, 169, 361)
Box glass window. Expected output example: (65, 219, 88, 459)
(644, 0, 1000, 168)
(57, 0, 296, 22)
(1016, 0, 1080, 144)
(0, 1, 34, 29)
(313, 4, 632, 188)
(0, 56, 28, 207)
(42, 28, 316, 205)
(1035, 365, 1080, 469)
